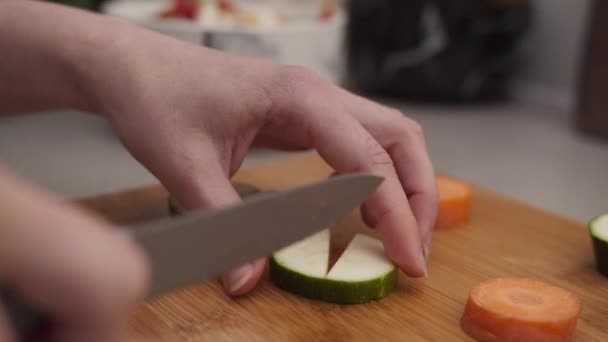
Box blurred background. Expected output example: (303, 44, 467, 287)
(1, 0, 606, 222)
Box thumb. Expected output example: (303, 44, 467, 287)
(166, 159, 267, 297)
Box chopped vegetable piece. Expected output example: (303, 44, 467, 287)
(461, 278, 581, 342)
(271, 233, 397, 304)
(590, 212, 608, 276)
(435, 176, 472, 229)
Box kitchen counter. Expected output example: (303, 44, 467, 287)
(0, 100, 606, 223)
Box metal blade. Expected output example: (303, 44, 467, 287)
(130, 174, 383, 298)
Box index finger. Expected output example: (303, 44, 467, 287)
(343, 95, 439, 256)
(301, 106, 427, 277)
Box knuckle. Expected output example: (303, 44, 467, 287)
(387, 108, 405, 118)
(410, 121, 425, 140)
(364, 135, 393, 170)
(284, 65, 320, 83)
(399, 118, 425, 142)
(278, 65, 325, 98)
(383, 108, 426, 142)
(266, 64, 333, 126)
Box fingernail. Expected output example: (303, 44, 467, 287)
(420, 246, 429, 278)
(421, 258, 429, 278)
(224, 263, 252, 294)
(423, 243, 431, 261)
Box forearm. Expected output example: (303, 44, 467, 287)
(0, 0, 138, 115)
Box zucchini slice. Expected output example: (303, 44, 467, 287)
(590, 213, 608, 276)
(271, 231, 397, 304)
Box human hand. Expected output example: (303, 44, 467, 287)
(0, 0, 435, 338)
(0, 166, 148, 342)
(92, 25, 438, 296)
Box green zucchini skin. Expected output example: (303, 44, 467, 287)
(591, 237, 608, 276)
(590, 214, 608, 277)
(270, 256, 397, 304)
(168, 197, 183, 217)
(270, 257, 327, 300)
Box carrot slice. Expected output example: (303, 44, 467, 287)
(461, 278, 581, 342)
(434, 176, 472, 229)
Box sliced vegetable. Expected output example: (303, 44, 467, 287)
(270, 233, 397, 304)
(461, 278, 581, 342)
(590, 212, 608, 276)
(435, 176, 473, 229)
(270, 229, 331, 300)
(324, 234, 397, 303)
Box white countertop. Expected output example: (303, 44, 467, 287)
(0, 100, 606, 223)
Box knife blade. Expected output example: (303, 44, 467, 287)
(1, 173, 383, 339)
(134, 173, 382, 297)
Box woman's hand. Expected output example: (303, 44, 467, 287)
(98, 29, 438, 296)
(0, 166, 149, 342)
(0, 2, 437, 339)
(0, 0, 438, 300)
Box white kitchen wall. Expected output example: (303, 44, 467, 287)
(513, 0, 592, 111)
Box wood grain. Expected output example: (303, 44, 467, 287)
(76, 153, 608, 341)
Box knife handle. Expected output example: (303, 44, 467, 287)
(0, 288, 49, 340)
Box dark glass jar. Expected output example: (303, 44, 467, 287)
(345, 0, 532, 102)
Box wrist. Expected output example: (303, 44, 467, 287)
(0, 1, 143, 115)
(69, 15, 205, 120)
(61, 14, 148, 116)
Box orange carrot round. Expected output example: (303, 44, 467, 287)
(461, 278, 581, 342)
(435, 176, 472, 229)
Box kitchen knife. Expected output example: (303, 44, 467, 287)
(1, 173, 383, 340)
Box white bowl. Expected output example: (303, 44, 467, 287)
(102, 0, 346, 83)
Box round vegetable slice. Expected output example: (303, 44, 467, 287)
(270, 229, 332, 300)
(324, 234, 397, 303)
(461, 278, 581, 342)
(270, 232, 397, 304)
(590, 212, 608, 276)
(435, 176, 473, 229)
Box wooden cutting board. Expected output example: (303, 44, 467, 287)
(76, 153, 608, 341)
